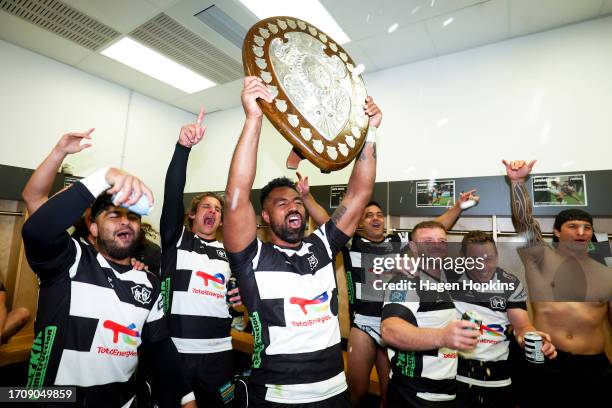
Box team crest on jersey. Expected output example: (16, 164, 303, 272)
(216, 249, 228, 260)
(389, 290, 406, 303)
(307, 253, 319, 271)
(490, 296, 506, 310)
(131, 285, 152, 305)
(397, 232, 410, 242)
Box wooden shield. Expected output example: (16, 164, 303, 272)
(243, 17, 369, 172)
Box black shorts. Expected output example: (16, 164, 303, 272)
(456, 382, 513, 408)
(155, 350, 235, 407)
(387, 377, 455, 408)
(185, 350, 235, 406)
(248, 384, 350, 408)
(518, 350, 612, 407)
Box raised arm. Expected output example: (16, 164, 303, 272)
(503, 160, 544, 246)
(435, 189, 479, 230)
(223, 77, 273, 253)
(160, 108, 206, 250)
(331, 97, 381, 236)
(296, 172, 330, 227)
(22, 129, 93, 215)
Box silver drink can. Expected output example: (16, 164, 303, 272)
(461, 310, 482, 330)
(524, 331, 545, 363)
(226, 276, 238, 304)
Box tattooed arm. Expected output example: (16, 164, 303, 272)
(332, 96, 381, 237)
(503, 160, 544, 246)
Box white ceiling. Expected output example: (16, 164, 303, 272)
(1, 0, 611, 114)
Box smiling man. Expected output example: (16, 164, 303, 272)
(381, 221, 480, 407)
(223, 76, 382, 406)
(450, 231, 556, 408)
(297, 173, 479, 407)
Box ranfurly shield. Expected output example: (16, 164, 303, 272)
(243, 17, 369, 172)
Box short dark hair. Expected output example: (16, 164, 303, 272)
(553, 209, 594, 242)
(187, 192, 224, 229)
(411, 220, 447, 240)
(461, 230, 497, 255)
(90, 193, 115, 222)
(90, 193, 141, 222)
(260, 177, 297, 206)
(364, 201, 383, 213)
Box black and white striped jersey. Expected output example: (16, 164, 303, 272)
(342, 232, 409, 322)
(227, 221, 350, 404)
(382, 270, 458, 404)
(22, 172, 192, 407)
(161, 228, 232, 353)
(448, 268, 527, 387)
(160, 143, 233, 355)
(25, 235, 166, 405)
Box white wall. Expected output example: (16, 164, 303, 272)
(0, 40, 129, 173)
(0, 40, 193, 229)
(368, 14, 612, 182)
(1, 15, 612, 228)
(121, 91, 194, 228)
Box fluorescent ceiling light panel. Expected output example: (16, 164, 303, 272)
(238, 0, 350, 44)
(101, 37, 216, 94)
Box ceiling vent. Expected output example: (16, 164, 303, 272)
(0, 0, 120, 51)
(130, 13, 243, 85)
(194, 5, 249, 49)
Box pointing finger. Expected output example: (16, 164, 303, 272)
(196, 107, 205, 127)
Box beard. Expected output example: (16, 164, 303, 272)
(364, 225, 384, 241)
(271, 212, 306, 244)
(97, 230, 139, 260)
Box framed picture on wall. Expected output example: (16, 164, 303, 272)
(416, 180, 455, 208)
(532, 174, 588, 207)
(330, 185, 347, 208)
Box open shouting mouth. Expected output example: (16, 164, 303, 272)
(287, 213, 302, 229)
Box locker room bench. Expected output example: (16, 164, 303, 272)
(0, 328, 33, 367)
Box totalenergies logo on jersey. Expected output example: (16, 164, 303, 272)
(196, 271, 225, 290)
(480, 323, 505, 337)
(290, 291, 330, 315)
(103, 320, 140, 345)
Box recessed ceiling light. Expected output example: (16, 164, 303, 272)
(436, 118, 449, 127)
(388, 23, 399, 33)
(442, 17, 454, 27)
(101, 37, 216, 94)
(238, 0, 350, 44)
